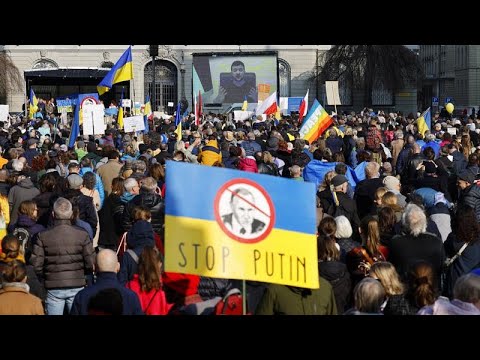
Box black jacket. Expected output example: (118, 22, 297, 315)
(98, 193, 124, 250)
(122, 191, 165, 237)
(62, 189, 98, 235)
(318, 260, 351, 313)
(459, 184, 480, 222)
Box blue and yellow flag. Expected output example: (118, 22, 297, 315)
(174, 103, 182, 140)
(117, 90, 124, 130)
(29, 88, 38, 119)
(164, 161, 319, 288)
(144, 95, 152, 133)
(417, 107, 431, 136)
(97, 46, 134, 95)
(241, 96, 248, 111)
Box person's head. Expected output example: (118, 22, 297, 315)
(1, 259, 27, 283)
(353, 277, 386, 314)
(334, 215, 353, 239)
(132, 206, 152, 222)
(87, 288, 123, 315)
(67, 173, 83, 190)
(138, 246, 163, 293)
(369, 262, 405, 296)
(1, 235, 22, 261)
(124, 177, 140, 195)
(457, 169, 475, 190)
(68, 162, 80, 174)
(96, 249, 120, 273)
(140, 177, 157, 194)
(53, 197, 73, 220)
(383, 175, 401, 192)
(230, 188, 255, 229)
(319, 170, 337, 191)
(82, 171, 96, 191)
(365, 161, 381, 179)
(382, 191, 403, 211)
(317, 217, 339, 261)
(231, 60, 246, 82)
(453, 205, 480, 244)
(19, 200, 38, 221)
(374, 187, 388, 206)
(401, 204, 427, 237)
(111, 177, 125, 197)
(149, 163, 165, 182)
(378, 206, 396, 234)
(407, 261, 437, 308)
(289, 165, 301, 178)
(453, 273, 480, 309)
(359, 216, 381, 255)
(331, 174, 348, 193)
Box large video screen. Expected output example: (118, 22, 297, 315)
(193, 52, 278, 106)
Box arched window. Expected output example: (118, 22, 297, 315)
(144, 60, 178, 112)
(32, 59, 58, 69)
(278, 59, 291, 97)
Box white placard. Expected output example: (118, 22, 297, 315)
(82, 104, 105, 135)
(447, 127, 457, 135)
(0, 105, 9, 123)
(233, 111, 254, 121)
(325, 81, 341, 106)
(168, 102, 174, 107)
(124, 115, 145, 133)
(279, 97, 289, 110)
(121, 99, 132, 108)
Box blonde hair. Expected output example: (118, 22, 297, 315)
(319, 170, 337, 192)
(370, 262, 405, 296)
(382, 191, 404, 212)
(374, 187, 388, 204)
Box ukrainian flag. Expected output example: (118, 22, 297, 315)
(241, 96, 248, 111)
(117, 92, 124, 130)
(144, 95, 152, 133)
(417, 107, 431, 136)
(29, 88, 38, 119)
(174, 103, 182, 140)
(164, 161, 319, 289)
(97, 46, 134, 95)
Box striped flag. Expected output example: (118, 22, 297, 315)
(299, 99, 333, 143)
(298, 89, 309, 124)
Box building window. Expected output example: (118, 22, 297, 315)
(278, 59, 291, 97)
(101, 61, 114, 68)
(32, 59, 58, 69)
(144, 60, 178, 112)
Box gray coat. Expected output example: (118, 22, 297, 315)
(8, 178, 40, 224)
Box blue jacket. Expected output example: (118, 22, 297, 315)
(70, 272, 143, 315)
(79, 167, 105, 208)
(117, 220, 155, 285)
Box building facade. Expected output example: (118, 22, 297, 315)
(3, 45, 418, 116)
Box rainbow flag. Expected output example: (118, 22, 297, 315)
(299, 99, 333, 143)
(164, 161, 319, 288)
(97, 46, 133, 95)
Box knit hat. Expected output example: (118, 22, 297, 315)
(162, 272, 200, 297)
(267, 137, 279, 151)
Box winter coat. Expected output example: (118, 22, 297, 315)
(79, 167, 105, 208)
(70, 272, 143, 315)
(241, 140, 262, 157)
(0, 282, 44, 315)
(33, 191, 55, 227)
(459, 184, 480, 222)
(198, 140, 222, 166)
(30, 219, 94, 289)
(126, 274, 172, 315)
(429, 203, 452, 242)
(117, 220, 155, 285)
(121, 192, 165, 237)
(255, 277, 337, 315)
(8, 178, 40, 225)
(63, 189, 98, 235)
(318, 260, 351, 313)
(97, 159, 123, 195)
(238, 157, 258, 173)
(98, 193, 124, 250)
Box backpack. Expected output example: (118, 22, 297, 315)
(366, 127, 381, 151)
(12, 227, 31, 254)
(214, 288, 245, 315)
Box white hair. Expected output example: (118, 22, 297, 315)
(12, 159, 24, 172)
(124, 178, 139, 193)
(402, 204, 427, 237)
(53, 197, 73, 220)
(335, 215, 353, 238)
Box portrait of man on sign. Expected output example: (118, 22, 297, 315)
(222, 187, 266, 237)
(215, 60, 257, 103)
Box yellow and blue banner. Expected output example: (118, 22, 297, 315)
(117, 89, 124, 130)
(29, 88, 38, 119)
(417, 107, 431, 136)
(174, 103, 182, 140)
(164, 162, 319, 289)
(68, 93, 99, 148)
(97, 46, 133, 95)
(144, 95, 152, 133)
(299, 99, 333, 143)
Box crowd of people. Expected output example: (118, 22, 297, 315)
(0, 102, 479, 315)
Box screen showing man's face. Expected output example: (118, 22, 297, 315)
(232, 195, 254, 228)
(231, 65, 245, 82)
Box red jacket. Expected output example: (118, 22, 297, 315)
(238, 158, 258, 173)
(126, 275, 173, 315)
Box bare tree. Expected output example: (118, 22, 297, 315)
(316, 45, 423, 107)
(0, 50, 22, 104)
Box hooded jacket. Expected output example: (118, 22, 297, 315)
(117, 220, 155, 285)
(8, 178, 40, 224)
(198, 140, 222, 166)
(238, 157, 258, 173)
